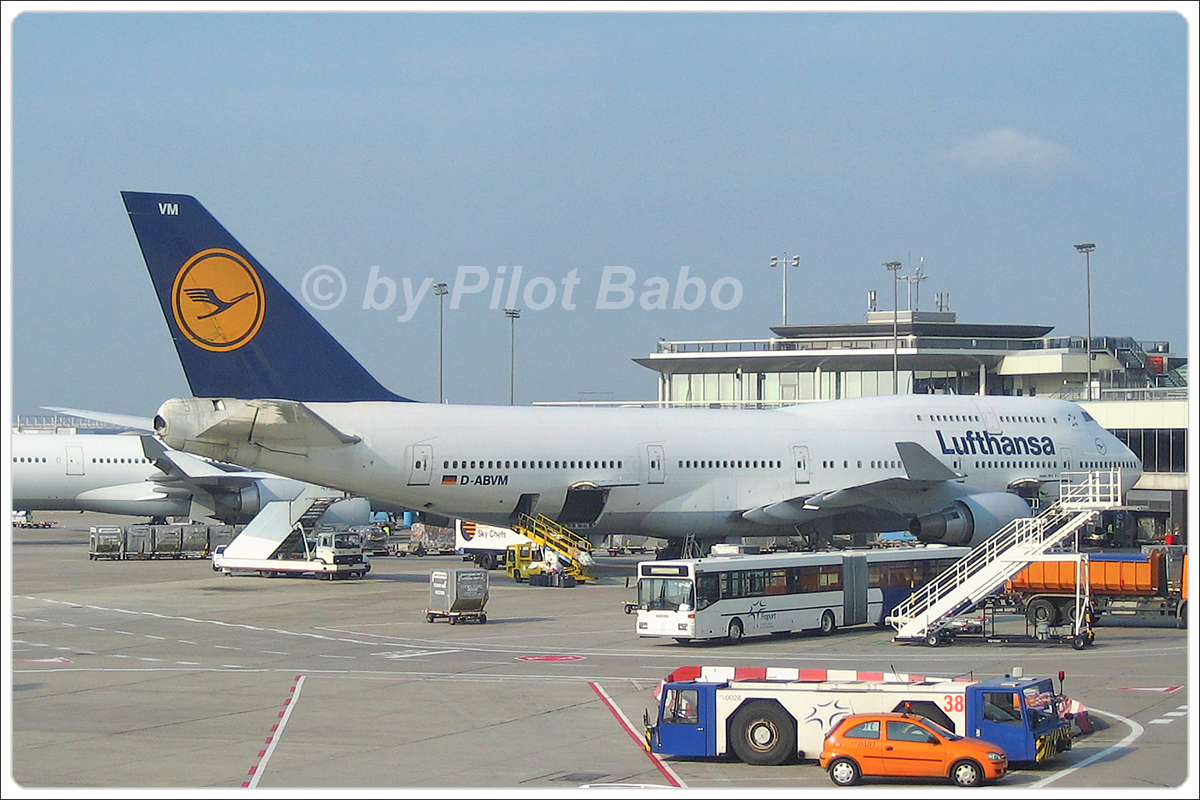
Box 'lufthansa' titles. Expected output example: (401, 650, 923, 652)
(936, 429, 1056, 457)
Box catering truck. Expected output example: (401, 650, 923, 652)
(455, 519, 530, 570)
(1005, 547, 1187, 629)
(645, 665, 1076, 767)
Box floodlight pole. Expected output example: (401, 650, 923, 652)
(884, 261, 903, 394)
(505, 308, 521, 405)
(770, 253, 801, 325)
(1074, 243, 1096, 401)
(434, 282, 448, 403)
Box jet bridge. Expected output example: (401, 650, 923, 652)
(887, 470, 1122, 646)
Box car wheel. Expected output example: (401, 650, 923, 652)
(950, 758, 983, 787)
(729, 701, 795, 766)
(828, 756, 860, 786)
(727, 618, 744, 645)
(820, 610, 837, 635)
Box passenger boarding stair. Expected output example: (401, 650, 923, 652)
(222, 492, 340, 561)
(888, 471, 1121, 644)
(512, 513, 597, 582)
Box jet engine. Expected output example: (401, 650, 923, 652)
(908, 492, 1032, 547)
(212, 484, 263, 524)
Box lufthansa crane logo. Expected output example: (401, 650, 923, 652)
(171, 248, 265, 352)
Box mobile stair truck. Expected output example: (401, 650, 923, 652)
(213, 495, 370, 579)
(887, 470, 1123, 649)
(644, 665, 1076, 767)
(510, 513, 597, 585)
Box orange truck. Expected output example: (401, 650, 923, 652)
(1005, 546, 1187, 629)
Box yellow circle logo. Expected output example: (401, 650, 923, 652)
(171, 248, 265, 352)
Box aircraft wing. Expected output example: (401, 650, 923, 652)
(742, 441, 966, 525)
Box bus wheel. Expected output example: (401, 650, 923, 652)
(729, 701, 795, 766)
(819, 610, 837, 635)
(726, 618, 744, 645)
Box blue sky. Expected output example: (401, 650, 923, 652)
(5, 9, 1195, 416)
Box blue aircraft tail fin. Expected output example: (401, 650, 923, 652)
(123, 192, 411, 402)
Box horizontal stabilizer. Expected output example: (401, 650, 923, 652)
(896, 441, 964, 482)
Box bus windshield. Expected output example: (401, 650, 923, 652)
(639, 577, 694, 611)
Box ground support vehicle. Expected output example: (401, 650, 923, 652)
(644, 665, 1075, 767)
(604, 534, 653, 556)
(424, 567, 488, 624)
(355, 524, 391, 556)
(88, 526, 125, 559)
(456, 519, 530, 569)
(819, 711, 1009, 787)
(1002, 548, 1187, 629)
(214, 528, 369, 579)
(13, 511, 55, 529)
(503, 543, 578, 587)
(634, 546, 969, 643)
(410, 521, 458, 555)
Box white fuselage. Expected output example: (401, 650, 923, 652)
(10, 432, 368, 525)
(156, 394, 1142, 540)
(11, 433, 182, 515)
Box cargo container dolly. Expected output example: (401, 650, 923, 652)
(424, 568, 489, 624)
(644, 665, 1079, 768)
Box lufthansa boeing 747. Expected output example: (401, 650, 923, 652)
(124, 192, 1142, 551)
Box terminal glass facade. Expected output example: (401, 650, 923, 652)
(668, 369, 986, 403)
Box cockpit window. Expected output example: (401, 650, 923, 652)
(1081, 411, 1095, 422)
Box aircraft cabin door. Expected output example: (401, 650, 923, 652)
(65, 446, 84, 476)
(792, 445, 811, 484)
(407, 444, 433, 486)
(647, 444, 666, 484)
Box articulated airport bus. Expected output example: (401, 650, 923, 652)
(634, 546, 970, 644)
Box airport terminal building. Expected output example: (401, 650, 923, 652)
(626, 310, 1188, 545)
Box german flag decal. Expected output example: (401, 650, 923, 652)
(441, 475, 457, 485)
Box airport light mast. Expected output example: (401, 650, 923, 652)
(434, 282, 448, 403)
(770, 253, 800, 325)
(505, 308, 521, 405)
(1074, 243, 1096, 401)
(884, 261, 903, 394)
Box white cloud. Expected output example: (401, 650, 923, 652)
(935, 128, 1073, 173)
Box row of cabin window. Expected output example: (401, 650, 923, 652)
(677, 459, 783, 469)
(821, 459, 902, 470)
(442, 459, 624, 470)
(915, 413, 1056, 425)
(13, 457, 48, 463)
(12, 457, 150, 464)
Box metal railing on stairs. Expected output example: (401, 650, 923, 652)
(888, 471, 1121, 642)
(513, 513, 596, 581)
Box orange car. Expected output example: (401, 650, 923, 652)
(819, 711, 1008, 787)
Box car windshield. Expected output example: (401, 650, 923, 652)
(919, 716, 962, 741)
(638, 578, 694, 611)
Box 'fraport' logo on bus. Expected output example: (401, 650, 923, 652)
(171, 248, 265, 352)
